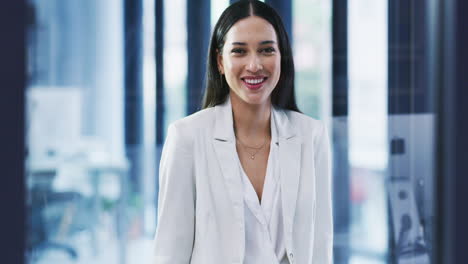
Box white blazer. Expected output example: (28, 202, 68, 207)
(153, 97, 333, 264)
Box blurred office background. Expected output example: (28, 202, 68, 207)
(1, 0, 467, 263)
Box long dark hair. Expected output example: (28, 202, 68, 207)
(202, 0, 300, 112)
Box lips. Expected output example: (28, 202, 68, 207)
(241, 76, 268, 90)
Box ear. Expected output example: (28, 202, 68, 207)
(216, 49, 224, 75)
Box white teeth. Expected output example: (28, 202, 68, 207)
(244, 78, 264, 84)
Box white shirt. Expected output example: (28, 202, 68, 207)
(237, 113, 289, 264)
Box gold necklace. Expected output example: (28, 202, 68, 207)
(236, 136, 267, 160)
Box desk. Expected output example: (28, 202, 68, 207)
(88, 159, 129, 264)
(27, 157, 130, 264)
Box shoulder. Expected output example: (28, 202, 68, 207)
(282, 110, 330, 158)
(282, 109, 325, 138)
(167, 107, 216, 141)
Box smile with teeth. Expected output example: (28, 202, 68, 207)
(241, 77, 268, 90)
(243, 78, 265, 84)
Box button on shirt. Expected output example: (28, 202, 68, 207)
(237, 114, 289, 264)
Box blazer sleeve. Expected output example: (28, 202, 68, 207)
(312, 121, 333, 263)
(153, 123, 195, 264)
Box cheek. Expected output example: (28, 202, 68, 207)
(276, 56, 281, 70)
(269, 57, 281, 77)
(224, 60, 242, 78)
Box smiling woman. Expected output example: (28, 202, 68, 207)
(217, 16, 281, 106)
(203, 0, 297, 111)
(153, 1, 333, 264)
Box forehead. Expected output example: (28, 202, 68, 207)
(225, 16, 278, 44)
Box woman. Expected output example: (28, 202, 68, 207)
(153, 1, 332, 263)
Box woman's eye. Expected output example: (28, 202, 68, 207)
(261, 47, 276, 54)
(231, 48, 246, 55)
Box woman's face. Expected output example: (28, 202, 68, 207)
(217, 16, 281, 106)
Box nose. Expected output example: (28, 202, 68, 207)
(246, 54, 263, 73)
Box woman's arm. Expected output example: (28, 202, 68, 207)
(153, 123, 195, 264)
(312, 121, 333, 263)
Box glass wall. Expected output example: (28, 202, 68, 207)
(343, 0, 436, 263)
(293, 0, 332, 121)
(25, 0, 154, 263)
(25, 0, 437, 263)
(142, 0, 158, 242)
(163, 0, 187, 138)
(211, 0, 229, 30)
(348, 0, 389, 263)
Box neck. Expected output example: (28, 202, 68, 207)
(230, 93, 271, 143)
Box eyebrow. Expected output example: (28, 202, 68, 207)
(231, 40, 276, 46)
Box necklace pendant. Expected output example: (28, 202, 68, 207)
(251, 155, 255, 160)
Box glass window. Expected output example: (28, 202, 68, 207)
(163, 0, 187, 138)
(211, 0, 229, 30)
(25, 0, 154, 263)
(293, 0, 332, 122)
(142, 0, 158, 241)
(346, 0, 435, 263)
(347, 0, 389, 262)
(24, 1, 437, 263)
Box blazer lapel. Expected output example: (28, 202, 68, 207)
(212, 97, 244, 223)
(273, 107, 301, 250)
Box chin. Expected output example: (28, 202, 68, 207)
(230, 87, 272, 106)
(241, 94, 270, 106)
